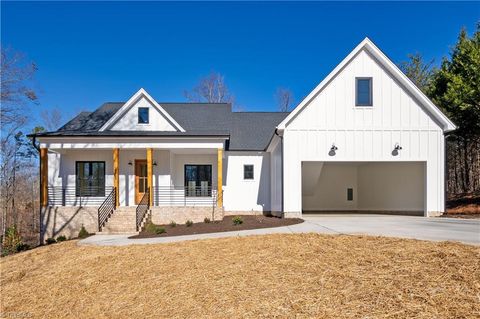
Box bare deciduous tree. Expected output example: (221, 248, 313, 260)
(184, 72, 235, 105)
(41, 107, 63, 131)
(1, 47, 39, 246)
(275, 87, 293, 112)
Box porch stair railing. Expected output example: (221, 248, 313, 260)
(98, 188, 116, 231)
(136, 187, 150, 231)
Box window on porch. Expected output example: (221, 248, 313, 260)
(184, 165, 212, 197)
(75, 161, 106, 197)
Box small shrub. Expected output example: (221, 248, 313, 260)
(56, 235, 67, 242)
(232, 216, 243, 226)
(185, 220, 193, 227)
(45, 238, 56, 245)
(155, 227, 166, 234)
(16, 243, 30, 252)
(78, 225, 90, 239)
(1, 225, 24, 256)
(204, 217, 211, 223)
(145, 221, 166, 235)
(145, 221, 157, 233)
(169, 221, 177, 228)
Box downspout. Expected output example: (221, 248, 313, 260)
(274, 129, 284, 216)
(444, 131, 454, 216)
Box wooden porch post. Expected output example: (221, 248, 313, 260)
(147, 148, 153, 206)
(40, 148, 48, 207)
(217, 148, 223, 207)
(113, 148, 119, 206)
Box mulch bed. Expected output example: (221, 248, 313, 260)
(130, 215, 303, 238)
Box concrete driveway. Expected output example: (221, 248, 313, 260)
(302, 214, 480, 245)
(79, 214, 479, 246)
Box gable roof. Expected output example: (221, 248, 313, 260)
(277, 37, 456, 132)
(37, 98, 289, 151)
(99, 88, 185, 132)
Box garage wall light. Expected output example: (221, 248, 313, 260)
(329, 143, 338, 156)
(392, 143, 402, 156)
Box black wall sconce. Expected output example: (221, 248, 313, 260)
(153, 161, 157, 166)
(128, 160, 133, 166)
(329, 143, 338, 156)
(392, 143, 402, 156)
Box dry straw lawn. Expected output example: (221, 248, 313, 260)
(1, 234, 479, 318)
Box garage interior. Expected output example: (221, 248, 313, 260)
(302, 162, 425, 215)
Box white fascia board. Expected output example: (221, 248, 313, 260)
(277, 37, 456, 132)
(99, 88, 186, 132)
(38, 136, 227, 149)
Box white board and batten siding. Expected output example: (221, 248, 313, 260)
(280, 41, 452, 217)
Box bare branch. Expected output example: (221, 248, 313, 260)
(275, 87, 293, 112)
(184, 71, 235, 106)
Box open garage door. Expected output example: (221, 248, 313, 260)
(302, 162, 425, 216)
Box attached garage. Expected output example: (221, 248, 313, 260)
(302, 162, 425, 215)
(274, 38, 455, 218)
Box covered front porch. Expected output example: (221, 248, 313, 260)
(42, 147, 224, 209)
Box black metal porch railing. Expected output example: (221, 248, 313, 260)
(136, 187, 150, 231)
(153, 186, 218, 206)
(98, 188, 116, 231)
(47, 186, 114, 206)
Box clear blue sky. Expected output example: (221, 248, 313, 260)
(2, 1, 479, 128)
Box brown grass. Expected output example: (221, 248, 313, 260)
(1, 234, 479, 318)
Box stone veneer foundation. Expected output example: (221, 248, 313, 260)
(40, 205, 280, 242)
(40, 206, 100, 242)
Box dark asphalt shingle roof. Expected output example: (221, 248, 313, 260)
(36, 102, 289, 151)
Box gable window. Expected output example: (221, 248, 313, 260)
(76, 161, 105, 197)
(138, 107, 149, 124)
(185, 165, 212, 197)
(244, 165, 254, 180)
(356, 77, 373, 106)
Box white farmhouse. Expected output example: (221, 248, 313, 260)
(33, 38, 455, 240)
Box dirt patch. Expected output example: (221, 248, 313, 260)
(1, 235, 479, 318)
(131, 215, 303, 238)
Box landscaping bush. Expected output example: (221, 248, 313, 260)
(232, 216, 243, 225)
(155, 227, 166, 235)
(1, 225, 25, 256)
(56, 235, 67, 242)
(78, 225, 90, 239)
(204, 217, 211, 223)
(169, 221, 177, 228)
(145, 221, 166, 235)
(185, 220, 193, 227)
(45, 238, 56, 245)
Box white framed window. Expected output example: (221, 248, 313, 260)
(243, 165, 254, 180)
(355, 77, 373, 106)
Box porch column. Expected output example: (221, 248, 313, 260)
(40, 148, 48, 207)
(147, 148, 153, 206)
(217, 148, 223, 207)
(113, 148, 119, 206)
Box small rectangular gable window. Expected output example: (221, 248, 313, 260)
(244, 165, 254, 180)
(138, 107, 149, 124)
(347, 188, 353, 201)
(356, 78, 372, 106)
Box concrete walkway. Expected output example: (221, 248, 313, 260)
(78, 214, 480, 246)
